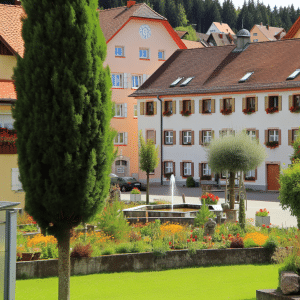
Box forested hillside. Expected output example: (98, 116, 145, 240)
(98, 0, 300, 34)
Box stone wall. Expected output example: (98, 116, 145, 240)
(16, 247, 272, 279)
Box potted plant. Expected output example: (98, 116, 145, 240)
(289, 106, 300, 113)
(200, 192, 219, 205)
(266, 107, 278, 114)
(243, 108, 255, 115)
(220, 108, 232, 115)
(266, 141, 279, 148)
(130, 187, 141, 202)
(255, 208, 270, 227)
(146, 111, 154, 115)
(163, 110, 172, 116)
(180, 110, 191, 116)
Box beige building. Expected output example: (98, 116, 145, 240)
(206, 22, 235, 36)
(250, 23, 286, 42)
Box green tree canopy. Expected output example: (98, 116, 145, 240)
(175, 25, 199, 41)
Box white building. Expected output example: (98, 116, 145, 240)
(130, 30, 300, 191)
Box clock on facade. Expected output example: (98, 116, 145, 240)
(139, 25, 151, 39)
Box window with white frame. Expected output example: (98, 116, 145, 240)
(132, 75, 143, 89)
(202, 163, 211, 176)
(158, 50, 165, 60)
(164, 131, 173, 145)
(111, 74, 123, 88)
(115, 46, 124, 57)
(183, 162, 191, 176)
(164, 162, 173, 174)
(269, 130, 279, 142)
(183, 131, 192, 145)
(134, 105, 138, 117)
(139, 48, 149, 59)
(11, 168, 23, 191)
(114, 132, 128, 145)
(247, 130, 256, 140)
(245, 169, 255, 180)
(114, 103, 127, 117)
(202, 131, 212, 144)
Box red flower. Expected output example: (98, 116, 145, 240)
(270, 223, 272, 225)
(169, 242, 172, 246)
(191, 230, 193, 233)
(295, 235, 298, 239)
(235, 221, 238, 223)
(187, 239, 190, 243)
(190, 234, 193, 238)
(266, 226, 269, 229)
(192, 239, 195, 242)
(195, 235, 197, 239)
(262, 224, 265, 227)
(237, 233, 240, 238)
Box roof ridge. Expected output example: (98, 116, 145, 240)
(0, 3, 23, 8)
(99, 3, 143, 12)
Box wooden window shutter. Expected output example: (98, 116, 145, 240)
(199, 100, 203, 114)
(180, 162, 183, 177)
(191, 163, 194, 177)
(179, 131, 182, 145)
(265, 130, 268, 144)
(255, 130, 259, 141)
(191, 100, 195, 114)
(255, 96, 258, 112)
(279, 96, 282, 111)
(123, 73, 128, 89)
(124, 103, 127, 117)
(242, 98, 246, 111)
(191, 131, 194, 145)
(173, 131, 176, 145)
(220, 99, 223, 112)
(173, 162, 175, 176)
(172, 101, 176, 114)
(140, 102, 144, 115)
(199, 163, 202, 179)
(124, 132, 128, 145)
(279, 129, 281, 145)
(154, 102, 157, 115)
(265, 96, 269, 110)
(289, 95, 293, 109)
(231, 98, 235, 112)
(255, 169, 258, 180)
(199, 131, 202, 145)
(162, 101, 165, 114)
(211, 99, 215, 113)
(179, 100, 183, 113)
(288, 129, 292, 146)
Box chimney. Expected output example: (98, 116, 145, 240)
(260, 22, 263, 26)
(267, 24, 270, 30)
(14, 0, 21, 5)
(127, 1, 136, 8)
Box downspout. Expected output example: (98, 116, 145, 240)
(157, 96, 163, 185)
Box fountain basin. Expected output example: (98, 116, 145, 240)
(123, 203, 225, 225)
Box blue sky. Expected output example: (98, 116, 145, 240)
(229, 0, 299, 10)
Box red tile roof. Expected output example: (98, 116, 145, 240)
(0, 4, 24, 57)
(0, 80, 17, 100)
(284, 16, 300, 39)
(130, 38, 300, 97)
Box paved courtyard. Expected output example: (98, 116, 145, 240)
(120, 184, 297, 228)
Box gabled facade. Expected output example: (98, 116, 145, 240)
(250, 23, 286, 42)
(99, 1, 187, 178)
(206, 22, 235, 36)
(284, 15, 300, 39)
(0, 3, 25, 208)
(130, 37, 300, 191)
(207, 32, 235, 47)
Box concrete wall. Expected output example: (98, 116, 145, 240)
(16, 247, 272, 279)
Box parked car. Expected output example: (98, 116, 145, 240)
(110, 176, 146, 192)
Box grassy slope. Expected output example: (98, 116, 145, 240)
(16, 264, 279, 300)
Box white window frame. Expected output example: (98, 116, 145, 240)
(183, 131, 192, 144)
(115, 46, 124, 57)
(247, 130, 256, 140)
(139, 48, 149, 59)
(203, 131, 212, 143)
(202, 163, 211, 176)
(253, 33, 257, 36)
(220, 129, 235, 137)
(269, 130, 279, 142)
(132, 75, 143, 89)
(165, 162, 173, 174)
(114, 103, 127, 118)
(158, 50, 165, 60)
(165, 131, 173, 145)
(183, 162, 191, 176)
(111, 73, 123, 88)
(11, 168, 23, 191)
(114, 132, 128, 145)
(245, 169, 255, 178)
(134, 105, 138, 117)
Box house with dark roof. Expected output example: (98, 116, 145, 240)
(250, 23, 286, 43)
(207, 32, 235, 47)
(284, 15, 300, 39)
(130, 30, 300, 191)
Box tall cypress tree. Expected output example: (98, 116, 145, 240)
(12, 0, 115, 299)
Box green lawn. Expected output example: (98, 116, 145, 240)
(16, 264, 279, 300)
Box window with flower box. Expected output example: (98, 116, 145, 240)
(181, 100, 192, 116)
(114, 132, 128, 145)
(199, 130, 214, 146)
(265, 95, 282, 114)
(164, 161, 175, 178)
(288, 128, 299, 145)
(180, 130, 194, 145)
(244, 169, 257, 181)
(220, 98, 234, 115)
(180, 162, 194, 177)
(199, 163, 212, 180)
(265, 129, 281, 148)
(289, 95, 300, 113)
(243, 97, 257, 114)
(199, 99, 215, 114)
(164, 130, 176, 145)
(140, 101, 157, 115)
(163, 101, 173, 116)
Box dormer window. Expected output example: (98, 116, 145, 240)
(180, 77, 194, 86)
(170, 77, 183, 87)
(287, 69, 300, 80)
(239, 72, 254, 83)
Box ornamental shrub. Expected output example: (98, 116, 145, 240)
(263, 236, 279, 254)
(152, 240, 169, 257)
(194, 199, 216, 228)
(230, 236, 244, 248)
(244, 238, 259, 248)
(70, 243, 93, 258)
(186, 176, 195, 187)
